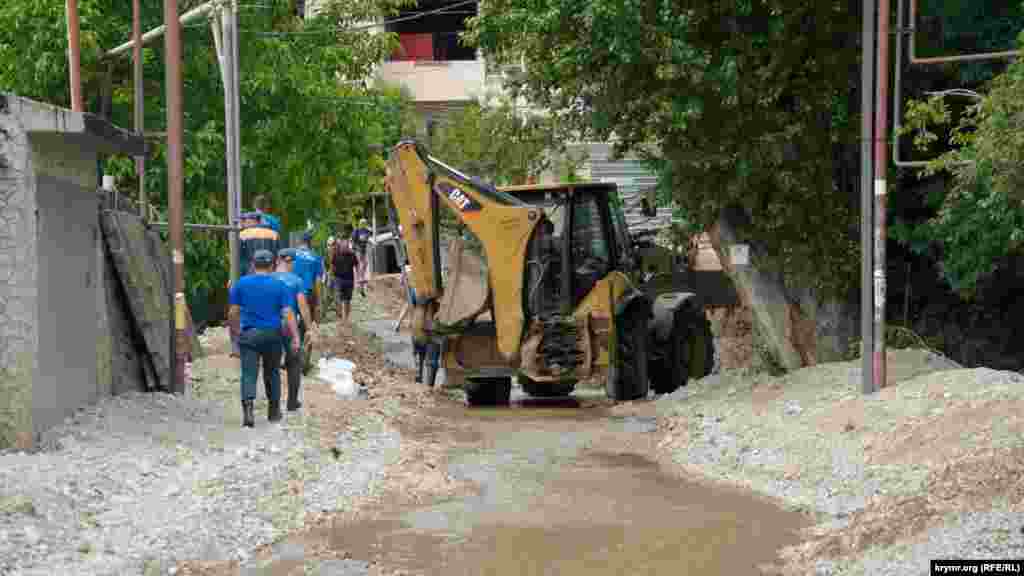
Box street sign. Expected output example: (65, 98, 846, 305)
(730, 244, 750, 266)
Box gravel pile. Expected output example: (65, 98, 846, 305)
(0, 355, 401, 576)
(656, 347, 1024, 572)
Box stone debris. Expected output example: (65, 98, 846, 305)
(657, 347, 1024, 573)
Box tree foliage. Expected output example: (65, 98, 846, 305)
(467, 0, 862, 296)
(428, 96, 584, 186)
(0, 0, 415, 311)
(897, 32, 1024, 297)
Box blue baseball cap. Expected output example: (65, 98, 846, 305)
(277, 248, 297, 260)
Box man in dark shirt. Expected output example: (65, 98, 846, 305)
(274, 248, 311, 412)
(332, 238, 358, 323)
(351, 219, 371, 296)
(228, 250, 299, 427)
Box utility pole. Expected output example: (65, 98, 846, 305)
(214, 3, 241, 284)
(230, 0, 243, 234)
(874, 0, 891, 390)
(165, 0, 187, 395)
(133, 0, 146, 222)
(65, 0, 83, 111)
(861, 0, 877, 394)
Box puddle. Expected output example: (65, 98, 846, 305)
(259, 369, 806, 575)
(303, 436, 806, 576)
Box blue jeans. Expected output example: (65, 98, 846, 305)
(239, 328, 283, 402)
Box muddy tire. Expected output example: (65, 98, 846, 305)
(607, 306, 650, 401)
(651, 312, 689, 395)
(690, 316, 714, 380)
(519, 375, 575, 398)
(466, 376, 512, 406)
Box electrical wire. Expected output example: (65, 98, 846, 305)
(240, 0, 477, 37)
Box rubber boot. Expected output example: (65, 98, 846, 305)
(287, 378, 302, 412)
(268, 398, 282, 422)
(242, 400, 255, 428)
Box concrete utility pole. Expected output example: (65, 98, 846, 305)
(861, 0, 877, 394)
(65, 0, 83, 111)
(164, 0, 187, 395)
(133, 0, 146, 222)
(213, 3, 241, 284)
(229, 1, 242, 224)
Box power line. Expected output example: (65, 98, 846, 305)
(241, 0, 477, 37)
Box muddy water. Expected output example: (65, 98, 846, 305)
(289, 395, 808, 576)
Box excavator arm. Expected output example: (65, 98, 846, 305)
(384, 140, 542, 362)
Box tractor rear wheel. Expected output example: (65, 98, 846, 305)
(465, 376, 513, 407)
(651, 311, 690, 395)
(607, 306, 650, 401)
(519, 375, 575, 397)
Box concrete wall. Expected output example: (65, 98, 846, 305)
(0, 94, 148, 448)
(33, 173, 104, 435)
(0, 97, 39, 450)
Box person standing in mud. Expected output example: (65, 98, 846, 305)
(274, 248, 311, 412)
(331, 236, 358, 323)
(228, 249, 299, 427)
(351, 218, 372, 296)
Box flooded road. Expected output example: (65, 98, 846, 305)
(254, 391, 807, 576)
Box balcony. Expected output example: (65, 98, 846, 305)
(377, 59, 487, 103)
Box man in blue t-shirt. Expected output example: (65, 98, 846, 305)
(228, 249, 300, 428)
(274, 248, 311, 412)
(293, 230, 324, 324)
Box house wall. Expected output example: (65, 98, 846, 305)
(0, 99, 39, 450)
(377, 60, 486, 102)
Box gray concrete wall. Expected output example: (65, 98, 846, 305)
(0, 94, 148, 448)
(33, 173, 102, 435)
(0, 97, 39, 450)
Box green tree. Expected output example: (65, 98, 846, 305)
(898, 31, 1024, 297)
(428, 96, 584, 186)
(1, 0, 415, 318)
(467, 0, 863, 366)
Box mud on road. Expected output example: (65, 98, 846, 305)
(254, 391, 808, 576)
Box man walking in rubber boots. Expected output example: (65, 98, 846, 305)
(275, 248, 311, 411)
(228, 250, 299, 427)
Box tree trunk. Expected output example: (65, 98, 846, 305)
(708, 208, 858, 370)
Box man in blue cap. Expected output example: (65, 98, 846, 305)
(293, 229, 324, 325)
(274, 248, 310, 411)
(228, 249, 299, 427)
(293, 230, 323, 373)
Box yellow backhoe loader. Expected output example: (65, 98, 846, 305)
(384, 140, 713, 405)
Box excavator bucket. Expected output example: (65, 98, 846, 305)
(436, 237, 491, 329)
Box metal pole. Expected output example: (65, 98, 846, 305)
(874, 0, 890, 390)
(65, 0, 83, 111)
(106, 1, 217, 58)
(217, 8, 240, 284)
(133, 0, 147, 222)
(230, 0, 243, 220)
(908, 0, 1019, 64)
(861, 0, 877, 395)
(150, 221, 242, 231)
(371, 194, 377, 277)
(893, 0, 1003, 169)
(165, 0, 187, 395)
